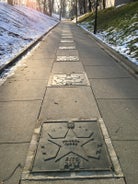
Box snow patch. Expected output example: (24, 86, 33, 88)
(79, 17, 138, 65)
(0, 3, 59, 68)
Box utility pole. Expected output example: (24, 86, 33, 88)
(94, 0, 98, 34)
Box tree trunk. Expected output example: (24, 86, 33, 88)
(7, 0, 14, 5)
(49, 0, 54, 16)
(43, 0, 47, 14)
(88, 0, 92, 11)
(83, 0, 87, 13)
(103, 0, 106, 9)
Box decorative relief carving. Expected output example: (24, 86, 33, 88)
(48, 73, 89, 86)
(59, 46, 76, 50)
(40, 122, 102, 164)
(60, 40, 74, 43)
(33, 121, 111, 172)
(56, 56, 79, 62)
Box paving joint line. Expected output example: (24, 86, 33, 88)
(112, 139, 138, 142)
(0, 99, 43, 103)
(87, 77, 131, 80)
(96, 98, 138, 100)
(89, 86, 104, 118)
(0, 141, 30, 145)
(37, 87, 48, 120)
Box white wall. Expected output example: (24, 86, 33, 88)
(106, 0, 115, 8)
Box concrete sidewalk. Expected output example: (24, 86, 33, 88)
(0, 22, 138, 184)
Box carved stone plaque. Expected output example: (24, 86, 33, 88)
(48, 73, 90, 86)
(61, 36, 73, 39)
(32, 120, 112, 173)
(59, 46, 76, 50)
(61, 34, 72, 36)
(56, 56, 79, 62)
(60, 40, 74, 43)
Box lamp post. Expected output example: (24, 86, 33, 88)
(94, 0, 98, 34)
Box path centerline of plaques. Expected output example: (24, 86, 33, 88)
(21, 23, 124, 183)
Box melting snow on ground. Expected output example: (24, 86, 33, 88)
(79, 19, 138, 66)
(0, 3, 59, 68)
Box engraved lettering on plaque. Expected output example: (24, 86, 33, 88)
(64, 157, 80, 170)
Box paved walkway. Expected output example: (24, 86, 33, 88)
(0, 22, 138, 184)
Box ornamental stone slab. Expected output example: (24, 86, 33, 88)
(59, 46, 76, 50)
(32, 120, 111, 173)
(61, 36, 73, 39)
(60, 40, 74, 43)
(56, 56, 79, 62)
(22, 118, 123, 181)
(62, 31, 71, 33)
(61, 34, 72, 36)
(48, 73, 89, 87)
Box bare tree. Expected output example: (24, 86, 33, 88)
(51, 0, 54, 15)
(36, 0, 54, 15)
(36, 0, 42, 11)
(78, 0, 84, 14)
(88, 0, 92, 11)
(7, 0, 14, 5)
(43, 0, 47, 14)
(103, 0, 106, 9)
(48, 0, 54, 16)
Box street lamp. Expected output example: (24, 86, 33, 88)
(94, 0, 98, 34)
